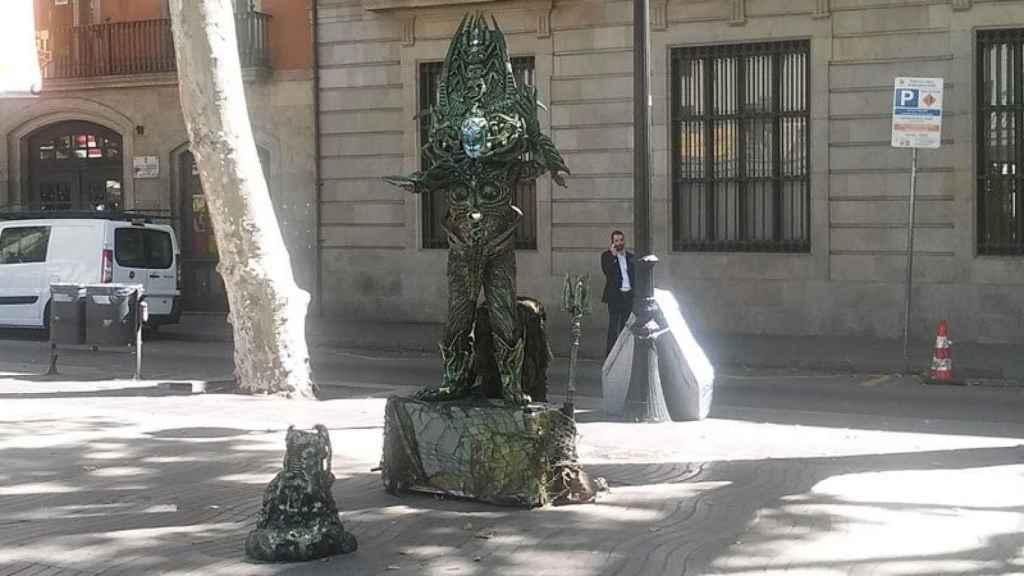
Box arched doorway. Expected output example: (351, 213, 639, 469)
(27, 121, 124, 211)
(178, 148, 270, 312)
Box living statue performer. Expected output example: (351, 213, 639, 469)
(385, 14, 569, 403)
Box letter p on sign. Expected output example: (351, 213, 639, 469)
(897, 89, 918, 107)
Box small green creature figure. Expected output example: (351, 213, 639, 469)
(385, 14, 569, 403)
(245, 425, 357, 562)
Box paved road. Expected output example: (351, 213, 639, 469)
(2, 332, 1023, 426)
(0, 331, 1023, 575)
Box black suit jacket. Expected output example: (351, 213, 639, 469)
(601, 249, 635, 305)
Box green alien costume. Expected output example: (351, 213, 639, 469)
(385, 14, 569, 403)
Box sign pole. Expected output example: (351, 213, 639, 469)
(891, 76, 942, 375)
(902, 147, 918, 372)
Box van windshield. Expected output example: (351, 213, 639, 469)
(115, 228, 173, 269)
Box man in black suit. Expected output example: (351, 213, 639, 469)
(601, 230, 635, 356)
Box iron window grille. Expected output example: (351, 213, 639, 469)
(671, 41, 811, 253)
(418, 57, 538, 250)
(978, 29, 1024, 256)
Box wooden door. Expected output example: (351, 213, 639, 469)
(179, 151, 228, 312)
(177, 148, 270, 313)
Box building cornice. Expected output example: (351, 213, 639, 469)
(364, 0, 500, 12)
(38, 67, 272, 93)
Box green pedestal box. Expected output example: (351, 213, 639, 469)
(381, 397, 596, 507)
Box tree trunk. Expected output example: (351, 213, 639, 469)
(168, 0, 316, 399)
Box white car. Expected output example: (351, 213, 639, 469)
(0, 212, 181, 329)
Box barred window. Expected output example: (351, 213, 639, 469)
(671, 41, 810, 252)
(978, 30, 1024, 256)
(419, 57, 538, 249)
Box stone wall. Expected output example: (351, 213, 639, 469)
(316, 0, 1024, 344)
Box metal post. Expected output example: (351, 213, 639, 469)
(902, 147, 919, 372)
(565, 314, 580, 418)
(632, 0, 652, 258)
(561, 273, 591, 420)
(134, 321, 142, 381)
(624, 255, 670, 423)
(46, 343, 59, 376)
(134, 300, 146, 381)
(623, 0, 670, 422)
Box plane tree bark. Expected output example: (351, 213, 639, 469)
(169, 0, 316, 399)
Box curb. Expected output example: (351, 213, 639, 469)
(154, 327, 1024, 387)
(962, 377, 1024, 388)
(716, 358, 1020, 384)
(157, 378, 238, 394)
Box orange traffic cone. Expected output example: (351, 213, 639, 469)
(929, 321, 953, 382)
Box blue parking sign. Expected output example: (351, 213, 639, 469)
(892, 77, 943, 149)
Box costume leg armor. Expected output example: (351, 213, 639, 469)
(436, 335, 474, 399)
(434, 245, 481, 398)
(415, 241, 479, 399)
(484, 246, 526, 403)
(493, 335, 526, 403)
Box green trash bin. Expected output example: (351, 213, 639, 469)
(85, 284, 143, 347)
(49, 284, 86, 345)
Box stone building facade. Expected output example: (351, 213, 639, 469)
(1, 0, 317, 312)
(316, 0, 1024, 345)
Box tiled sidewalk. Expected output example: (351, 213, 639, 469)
(1, 378, 1023, 575)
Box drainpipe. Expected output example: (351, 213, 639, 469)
(311, 0, 323, 317)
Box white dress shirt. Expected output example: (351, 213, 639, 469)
(616, 251, 631, 292)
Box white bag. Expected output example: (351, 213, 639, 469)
(599, 289, 715, 421)
(600, 313, 635, 417)
(653, 289, 714, 421)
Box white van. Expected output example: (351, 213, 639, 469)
(0, 212, 181, 329)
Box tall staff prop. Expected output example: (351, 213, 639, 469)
(561, 273, 590, 419)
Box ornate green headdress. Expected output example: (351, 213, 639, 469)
(386, 13, 569, 194)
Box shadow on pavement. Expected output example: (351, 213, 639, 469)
(147, 427, 256, 439)
(322, 445, 1024, 576)
(0, 405, 1021, 576)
